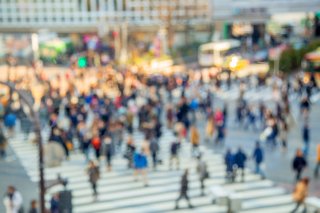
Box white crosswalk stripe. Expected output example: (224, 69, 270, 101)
(215, 86, 274, 102)
(8, 127, 295, 213)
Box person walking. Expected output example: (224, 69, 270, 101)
(3, 186, 23, 213)
(190, 125, 200, 157)
(50, 193, 60, 213)
(314, 144, 320, 178)
(0, 129, 7, 159)
(197, 155, 209, 196)
(87, 160, 100, 200)
(234, 147, 247, 182)
(125, 136, 136, 168)
(150, 137, 159, 170)
(175, 169, 193, 209)
(225, 149, 235, 182)
(169, 134, 181, 170)
(205, 114, 215, 143)
(292, 149, 307, 181)
(28, 200, 37, 213)
(91, 134, 102, 160)
(279, 119, 289, 151)
(302, 123, 310, 156)
(104, 136, 113, 172)
(252, 141, 265, 178)
(291, 177, 309, 213)
(133, 148, 149, 187)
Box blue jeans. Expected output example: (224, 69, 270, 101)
(255, 163, 265, 177)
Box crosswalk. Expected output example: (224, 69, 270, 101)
(7, 126, 298, 213)
(215, 85, 320, 104)
(214, 86, 274, 102)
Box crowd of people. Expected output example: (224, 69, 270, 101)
(1, 64, 320, 212)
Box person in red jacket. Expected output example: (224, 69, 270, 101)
(91, 134, 101, 160)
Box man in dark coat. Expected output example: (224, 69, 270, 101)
(252, 141, 264, 177)
(235, 147, 247, 182)
(175, 169, 193, 209)
(225, 149, 235, 182)
(292, 149, 307, 181)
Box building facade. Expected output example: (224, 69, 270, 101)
(0, 0, 210, 32)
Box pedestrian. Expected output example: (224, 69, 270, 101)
(50, 193, 59, 213)
(175, 169, 193, 209)
(104, 136, 113, 171)
(225, 149, 235, 182)
(190, 125, 200, 156)
(279, 119, 288, 151)
(4, 112, 16, 137)
(291, 177, 309, 213)
(166, 104, 174, 129)
(28, 200, 37, 213)
(91, 134, 102, 160)
(82, 132, 91, 162)
(300, 96, 310, 113)
(314, 144, 320, 178)
(3, 186, 23, 213)
(259, 102, 266, 128)
(133, 148, 149, 187)
(0, 129, 8, 159)
(252, 141, 265, 178)
(234, 147, 247, 182)
(169, 133, 181, 170)
(205, 114, 215, 142)
(302, 123, 310, 156)
(87, 160, 100, 200)
(125, 136, 135, 168)
(292, 149, 307, 181)
(150, 137, 159, 170)
(197, 155, 209, 196)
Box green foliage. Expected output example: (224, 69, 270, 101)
(276, 39, 320, 74)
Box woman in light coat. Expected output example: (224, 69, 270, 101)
(291, 177, 309, 213)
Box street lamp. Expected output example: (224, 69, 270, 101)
(0, 81, 46, 213)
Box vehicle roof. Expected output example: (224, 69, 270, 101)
(200, 39, 241, 51)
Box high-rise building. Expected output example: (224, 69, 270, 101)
(0, 0, 210, 32)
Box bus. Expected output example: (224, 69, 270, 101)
(198, 39, 241, 67)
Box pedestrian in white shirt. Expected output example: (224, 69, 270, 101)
(3, 186, 23, 213)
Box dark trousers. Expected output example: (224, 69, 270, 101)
(175, 192, 192, 208)
(91, 182, 97, 196)
(0, 149, 5, 158)
(106, 153, 112, 167)
(94, 148, 100, 160)
(200, 178, 205, 195)
(291, 202, 307, 213)
(314, 162, 320, 178)
(296, 169, 302, 181)
(152, 152, 157, 168)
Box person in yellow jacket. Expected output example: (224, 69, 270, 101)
(314, 144, 320, 178)
(190, 125, 200, 156)
(205, 114, 215, 142)
(291, 177, 309, 213)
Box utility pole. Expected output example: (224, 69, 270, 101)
(0, 81, 45, 213)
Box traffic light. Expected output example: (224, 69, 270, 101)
(78, 56, 87, 68)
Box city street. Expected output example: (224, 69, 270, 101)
(1, 67, 320, 212)
(1, 1, 320, 212)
